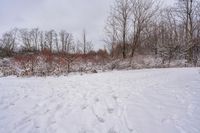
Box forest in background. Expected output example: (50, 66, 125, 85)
(0, 0, 200, 76)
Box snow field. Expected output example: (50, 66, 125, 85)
(0, 68, 200, 133)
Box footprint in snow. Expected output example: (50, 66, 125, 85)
(96, 115, 105, 123)
(23, 95, 28, 98)
(81, 104, 88, 110)
(112, 95, 118, 100)
(50, 120, 56, 125)
(10, 102, 15, 106)
(107, 108, 114, 114)
(1, 105, 10, 110)
(95, 98, 99, 102)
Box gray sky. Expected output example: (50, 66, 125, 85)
(0, 0, 174, 49)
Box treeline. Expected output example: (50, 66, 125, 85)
(104, 0, 200, 65)
(0, 28, 96, 57)
(0, 28, 110, 76)
(0, 0, 200, 67)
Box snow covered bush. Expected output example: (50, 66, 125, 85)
(0, 53, 199, 77)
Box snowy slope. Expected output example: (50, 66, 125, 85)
(0, 68, 200, 133)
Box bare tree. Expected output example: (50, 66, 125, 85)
(104, 9, 119, 58)
(130, 0, 159, 57)
(79, 29, 93, 55)
(54, 32, 59, 53)
(83, 29, 86, 55)
(20, 29, 32, 51)
(176, 0, 199, 64)
(113, 0, 132, 58)
(157, 8, 181, 64)
(59, 30, 73, 53)
(30, 28, 40, 51)
(45, 30, 54, 52)
(39, 31, 44, 51)
(0, 29, 18, 56)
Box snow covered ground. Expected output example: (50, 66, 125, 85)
(0, 68, 200, 133)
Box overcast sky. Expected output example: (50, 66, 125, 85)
(0, 0, 174, 49)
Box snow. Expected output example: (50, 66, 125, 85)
(0, 68, 200, 133)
